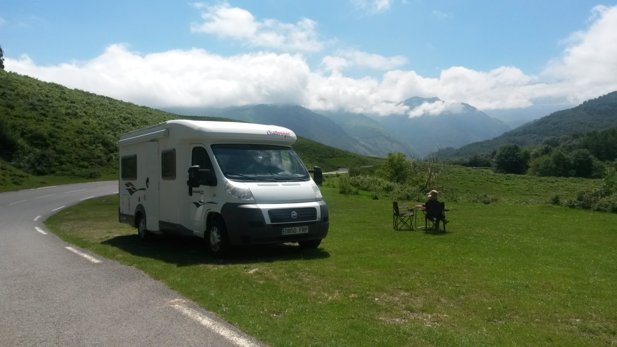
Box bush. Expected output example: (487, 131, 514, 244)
(347, 175, 420, 201)
(471, 193, 499, 205)
(565, 165, 617, 213)
(338, 176, 358, 195)
(594, 195, 617, 213)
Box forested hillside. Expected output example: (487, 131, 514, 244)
(437, 91, 617, 159)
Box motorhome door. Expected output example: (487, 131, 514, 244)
(188, 146, 217, 233)
(143, 141, 160, 231)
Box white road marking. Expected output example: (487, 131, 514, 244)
(33, 215, 42, 222)
(64, 188, 86, 194)
(51, 205, 65, 212)
(169, 299, 259, 347)
(35, 193, 56, 200)
(80, 196, 96, 201)
(9, 200, 27, 206)
(35, 227, 48, 235)
(65, 247, 101, 264)
(34, 185, 58, 190)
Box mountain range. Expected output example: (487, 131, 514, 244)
(3, 69, 616, 180)
(177, 93, 617, 160)
(170, 97, 511, 158)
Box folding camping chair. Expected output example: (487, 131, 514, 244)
(392, 201, 414, 230)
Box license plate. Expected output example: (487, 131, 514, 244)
(282, 225, 309, 235)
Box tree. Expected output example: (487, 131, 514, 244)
(493, 144, 528, 174)
(379, 152, 411, 183)
(0, 45, 4, 70)
(528, 155, 554, 176)
(570, 149, 594, 178)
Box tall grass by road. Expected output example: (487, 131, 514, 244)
(46, 171, 616, 346)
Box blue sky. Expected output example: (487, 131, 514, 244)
(2, 0, 617, 120)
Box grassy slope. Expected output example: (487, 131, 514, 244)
(0, 71, 175, 177)
(45, 168, 616, 346)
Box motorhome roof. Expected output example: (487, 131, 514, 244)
(119, 120, 297, 145)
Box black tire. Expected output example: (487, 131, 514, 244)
(298, 239, 321, 249)
(137, 214, 150, 241)
(207, 218, 229, 256)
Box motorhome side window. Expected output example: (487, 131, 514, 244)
(161, 149, 176, 180)
(121, 155, 137, 180)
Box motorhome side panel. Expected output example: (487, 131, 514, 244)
(118, 140, 160, 232)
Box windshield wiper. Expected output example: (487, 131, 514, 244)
(224, 172, 258, 181)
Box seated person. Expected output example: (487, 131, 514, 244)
(424, 190, 447, 230)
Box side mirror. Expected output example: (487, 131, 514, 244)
(313, 166, 323, 186)
(187, 165, 217, 196)
(187, 166, 200, 196)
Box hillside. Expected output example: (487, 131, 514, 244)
(437, 91, 617, 159)
(0, 71, 176, 177)
(0, 71, 378, 185)
(318, 110, 415, 156)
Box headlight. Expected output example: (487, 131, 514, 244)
(312, 183, 323, 199)
(225, 181, 255, 201)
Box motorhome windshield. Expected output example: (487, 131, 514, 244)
(212, 144, 310, 182)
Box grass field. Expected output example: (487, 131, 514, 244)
(45, 168, 616, 346)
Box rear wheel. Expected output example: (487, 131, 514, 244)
(207, 218, 229, 256)
(137, 214, 150, 241)
(298, 239, 321, 249)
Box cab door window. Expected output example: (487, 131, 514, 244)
(191, 147, 216, 186)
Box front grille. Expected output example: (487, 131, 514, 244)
(268, 207, 317, 223)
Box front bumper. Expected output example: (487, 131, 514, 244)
(221, 202, 329, 245)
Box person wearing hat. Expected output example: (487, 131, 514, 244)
(424, 189, 447, 231)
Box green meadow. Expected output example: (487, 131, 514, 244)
(46, 167, 616, 346)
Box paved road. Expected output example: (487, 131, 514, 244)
(0, 181, 261, 346)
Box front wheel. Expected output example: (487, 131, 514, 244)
(207, 218, 229, 256)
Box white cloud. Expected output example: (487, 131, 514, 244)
(8, 44, 311, 108)
(320, 49, 407, 73)
(351, 0, 392, 15)
(306, 72, 408, 115)
(407, 100, 464, 118)
(191, 2, 324, 53)
(5, 5, 617, 118)
(435, 66, 539, 110)
(542, 5, 617, 104)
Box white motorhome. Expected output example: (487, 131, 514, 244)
(118, 120, 329, 255)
